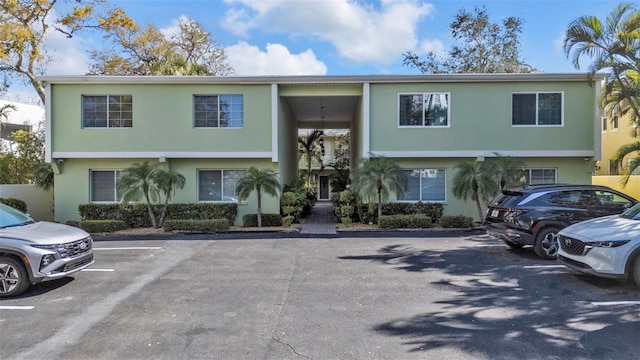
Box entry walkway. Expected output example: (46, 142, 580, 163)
(300, 200, 337, 235)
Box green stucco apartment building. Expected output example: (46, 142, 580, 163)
(40, 74, 606, 224)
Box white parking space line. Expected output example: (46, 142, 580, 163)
(591, 301, 640, 306)
(81, 269, 115, 272)
(93, 247, 162, 251)
(523, 265, 567, 269)
(0, 306, 34, 310)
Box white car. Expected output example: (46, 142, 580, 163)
(0, 203, 94, 297)
(557, 202, 640, 287)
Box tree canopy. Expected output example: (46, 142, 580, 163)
(403, 6, 535, 74)
(0, 0, 136, 103)
(87, 17, 233, 76)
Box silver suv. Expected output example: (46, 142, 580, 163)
(0, 203, 94, 297)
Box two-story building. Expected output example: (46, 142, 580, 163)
(40, 74, 605, 224)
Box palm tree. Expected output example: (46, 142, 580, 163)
(0, 104, 17, 129)
(236, 167, 282, 228)
(118, 162, 162, 228)
(154, 169, 186, 227)
(452, 161, 500, 223)
(117, 162, 185, 228)
(350, 155, 407, 219)
(298, 129, 324, 184)
(491, 153, 525, 189)
(563, 3, 640, 124)
(610, 142, 640, 186)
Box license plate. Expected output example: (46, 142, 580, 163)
(491, 210, 499, 217)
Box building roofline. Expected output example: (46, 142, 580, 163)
(38, 73, 608, 85)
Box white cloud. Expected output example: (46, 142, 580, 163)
(226, 41, 327, 75)
(221, 0, 434, 65)
(419, 39, 446, 56)
(43, 30, 90, 75)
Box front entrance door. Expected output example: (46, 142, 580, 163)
(319, 176, 330, 200)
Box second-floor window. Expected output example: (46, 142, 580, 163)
(512, 92, 562, 126)
(194, 95, 243, 128)
(398, 93, 449, 127)
(82, 95, 132, 128)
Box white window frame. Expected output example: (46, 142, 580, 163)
(197, 169, 246, 203)
(397, 168, 447, 203)
(82, 95, 133, 128)
(397, 92, 451, 128)
(525, 168, 557, 185)
(511, 92, 564, 127)
(89, 170, 122, 203)
(193, 95, 244, 128)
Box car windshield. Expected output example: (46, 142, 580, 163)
(0, 203, 36, 229)
(620, 202, 640, 220)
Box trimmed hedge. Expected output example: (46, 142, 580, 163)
(163, 219, 230, 233)
(0, 198, 28, 213)
(242, 213, 283, 227)
(79, 220, 127, 233)
(78, 203, 238, 228)
(357, 202, 444, 224)
(378, 214, 432, 229)
(439, 215, 474, 228)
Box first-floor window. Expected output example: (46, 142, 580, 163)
(90, 170, 121, 202)
(525, 168, 556, 185)
(398, 169, 446, 202)
(198, 169, 246, 202)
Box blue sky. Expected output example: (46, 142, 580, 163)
(4, 0, 626, 101)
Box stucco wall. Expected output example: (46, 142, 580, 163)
(0, 184, 54, 221)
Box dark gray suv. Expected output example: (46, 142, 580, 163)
(485, 184, 637, 259)
(0, 203, 94, 297)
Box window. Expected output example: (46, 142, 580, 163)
(82, 95, 132, 128)
(90, 170, 121, 202)
(194, 95, 243, 128)
(626, 159, 640, 175)
(399, 93, 449, 127)
(602, 116, 607, 132)
(524, 168, 556, 185)
(198, 170, 246, 202)
(512, 92, 562, 126)
(397, 169, 446, 202)
(612, 105, 619, 130)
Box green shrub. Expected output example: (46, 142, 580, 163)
(163, 219, 230, 233)
(242, 213, 283, 227)
(0, 198, 28, 213)
(79, 220, 127, 233)
(378, 214, 432, 229)
(439, 215, 474, 228)
(78, 203, 238, 228)
(340, 217, 352, 225)
(357, 202, 443, 224)
(282, 215, 295, 227)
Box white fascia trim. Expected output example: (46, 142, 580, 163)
(45, 83, 52, 163)
(52, 152, 273, 159)
(363, 83, 370, 159)
(594, 80, 603, 161)
(373, 150, 596, 158)
(271, 83, 278, 163)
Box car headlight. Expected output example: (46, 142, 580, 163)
(31, 244, 68, 257)
(586, 240, 630, 248)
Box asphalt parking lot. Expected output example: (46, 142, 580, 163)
(1, 233, 639, 360)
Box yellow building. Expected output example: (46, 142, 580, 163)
(592, 105, 640, 199)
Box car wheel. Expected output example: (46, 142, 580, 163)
(504, 241, 524, 249)
(0, 256, 30, 298)
(633, 256, 640, 288)
(534, 227, 560, 260)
